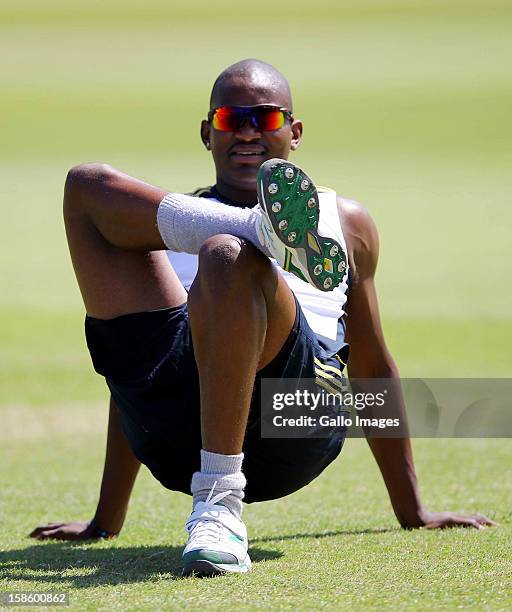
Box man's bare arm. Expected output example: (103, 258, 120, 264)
(30, 397, 140, 540)
(341, 198, 495, 529)
(95, 397, 141, 532)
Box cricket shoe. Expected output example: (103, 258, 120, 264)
(182, 484, 251, 577)
(256, 158, 347, 291)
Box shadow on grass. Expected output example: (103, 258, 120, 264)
(0, 543, 281, 587)
(251, 527, 397, 544)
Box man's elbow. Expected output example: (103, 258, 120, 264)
(373, 360, 400, 379)
(348, 352, 400, 379)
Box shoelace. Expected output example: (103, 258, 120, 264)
(186, 482, 234, 544)
(204, 482, 233, 507)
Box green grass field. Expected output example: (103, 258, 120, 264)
(1, 0, 511, 609)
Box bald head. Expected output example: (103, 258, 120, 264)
(202, 59, 302, 200)
(210, 59, 293, 111)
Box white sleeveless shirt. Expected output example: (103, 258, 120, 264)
(166, 187, 349, 342)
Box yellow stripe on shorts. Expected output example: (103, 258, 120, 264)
(314, 367, 339, 382)
(315, 377, 343, 396)
(314, 357, 342, 377)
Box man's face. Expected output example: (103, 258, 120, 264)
(201, 75, 303, 195)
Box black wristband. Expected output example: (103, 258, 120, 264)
(90, 518, 118, 540)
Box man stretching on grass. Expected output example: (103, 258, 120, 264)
(30, 59, 493, 576)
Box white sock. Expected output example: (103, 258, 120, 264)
(191, 449, 246, 519)
(157, 193, 268, 255)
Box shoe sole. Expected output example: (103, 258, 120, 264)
(182, 558, 251, 578)
(256, 158, 346, 291)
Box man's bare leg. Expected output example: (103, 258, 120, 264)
(184, 234, 295, 576)
(189, 234, 295, 455)
(64, 163, 296, 458)
(64, 163, 186, 318)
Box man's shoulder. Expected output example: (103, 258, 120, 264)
(318, 186, 373, 229)
(336, 195, 378, 242)
(335, 195, 379, 278)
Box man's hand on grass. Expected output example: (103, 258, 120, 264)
(414, 510, 497, 530)
(29, 521, 97, 541)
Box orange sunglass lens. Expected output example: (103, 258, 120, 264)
(257, 109, 285, 130)
(212, 107, 286, 131)
(212, 107, 235, 131)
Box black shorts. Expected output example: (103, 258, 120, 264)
(85, 300, 348, 503)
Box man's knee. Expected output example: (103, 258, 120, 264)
(199, 234, 270, 282)
(199, 234, 242, 266)
(189, 234, 273, 308)
(65, 162, 114, 192)
(63, 162, 114, 217)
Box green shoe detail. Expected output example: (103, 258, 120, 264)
(229, 533, 245, 543)
(258, 162, 319, 247)
(257, 159, 348, 292)
(287, 256, 309, 283)
(308, 235, 347, 290)
(183, 549, 238, 565)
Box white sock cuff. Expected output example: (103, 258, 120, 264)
(191, 471, 247, 496)
(156, 193, 183, 252)
(200, 449, 244, 475)
(157, 191, 268, 257)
